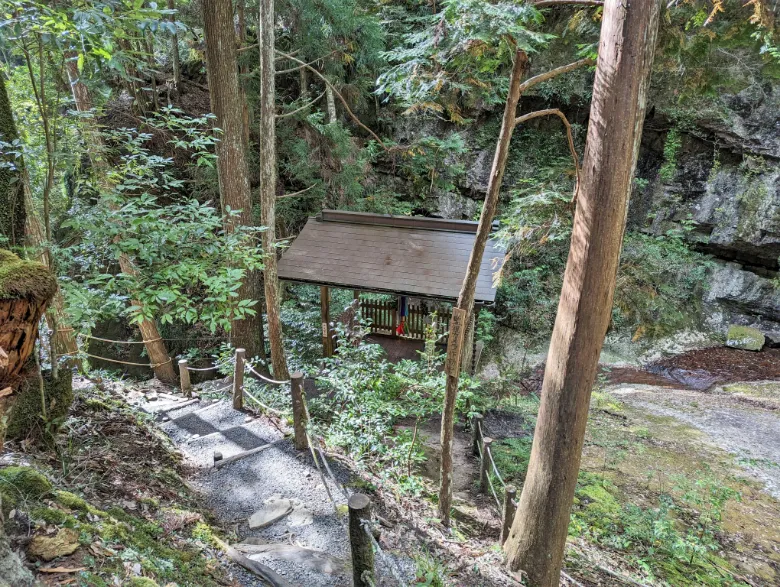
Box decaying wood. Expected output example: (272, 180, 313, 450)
(211, 534, 292, 587)
(504, 0, 662, 584)
(213, 442, 273, 469)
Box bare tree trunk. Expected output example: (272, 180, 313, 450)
(259, 0, 290, 380)
(438, 51, 528, 526)
(503, 1, 662, 584)
(23, 180, 78, 358)
(167, 0, 182, 93)
(299, 67, 309, 99)
(0, 72, 25, 248)
(325, 83, 336, 124)
(64, 57, 177, 384)
(203, 0, 266, 361)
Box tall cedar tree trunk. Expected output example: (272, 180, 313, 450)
(0, 71, 26, 248)
(504, 0, 662, 583)
(64, 58, 177, 384)
(438, 51, 529, 526)
(259, 0, 290, 380)
(167, 0, 182, 93)
(203, 0, 266, 361)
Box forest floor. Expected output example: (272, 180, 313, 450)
(483, 345, 780, 585)
(5, 345, 779, 586)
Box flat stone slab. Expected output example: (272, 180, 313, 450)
(237, 543, 345, 575)
(248, 496, 294, 529)
(726, 325, 765, 351)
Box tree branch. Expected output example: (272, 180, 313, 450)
(533, 0, 603, 7)
(277, 184, 318, 199)
(514, 108, 581, 202)
(275, 51, 337, 75)
(274, 49, 389, 149)
(276, 92, 325, 119)
(516, 57, 594, 95)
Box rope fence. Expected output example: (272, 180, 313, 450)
(471, 413, 519, 545)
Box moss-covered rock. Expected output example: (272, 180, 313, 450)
(725, 324, 765, 351)
(0, 250, 57, 301)
(5, 368, 73, 441)
(0, 466, 52, 512)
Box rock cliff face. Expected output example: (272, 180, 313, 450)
(444, 79, 780, 336)
(636, 84, 780, 334)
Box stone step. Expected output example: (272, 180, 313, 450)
(179, 419, 279, 467)
(163, 397, 219, 422)
(161, 401, 251, 444)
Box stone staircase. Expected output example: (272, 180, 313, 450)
(134, 391, 355, 586)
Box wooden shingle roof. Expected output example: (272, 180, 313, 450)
(277, 210, 503, 302)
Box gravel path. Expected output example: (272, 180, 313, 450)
(134, 388, 414, 586)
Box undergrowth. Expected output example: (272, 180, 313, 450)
(0, 382, 233, 586)
(488, 390, 748, 586)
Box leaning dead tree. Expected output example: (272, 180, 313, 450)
(438, 50, 591, 526)
(503, 0, 662, 584)
(64, 54, 177, 384)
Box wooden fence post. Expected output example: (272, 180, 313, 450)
(348, 493, 374, 587)
(290, 372, 308, 450)
(479, 437, 493, 493)
(179, 359, 192, 397)
(501, 485, 517, 544)
(233, 348, 245, 410)
(471, 414, 484, 456)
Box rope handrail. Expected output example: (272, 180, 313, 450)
(477, 418, 507, 490)
(57, 328, 222, 344)
(77, 351, 172, 368)
(485, 466, 503, 511)
(245, 363, 290, 386)
(186, 358, 232, 372)
(242, 385, 292, 417)
(485, 444, 506, 488)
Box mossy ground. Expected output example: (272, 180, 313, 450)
(0, 380, 236, 586)
(5, 369, 74, 442)
(490, 387, 780, 586)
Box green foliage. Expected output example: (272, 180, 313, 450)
(570, 472, 742, 586)
(413, 550, 448, 586)
(60, 110, 266, 334)
(394, 133, 467, 202)
(306, 315, 480, 493)
(493, 127, 714, 342)
(659, 127, 682, 182)
(615, 231, 715, 338)
(377, 0, 550, 117)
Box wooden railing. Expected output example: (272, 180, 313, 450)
(359, 299, 452, 343)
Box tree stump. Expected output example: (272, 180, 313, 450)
(0, 250, 58, 447)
